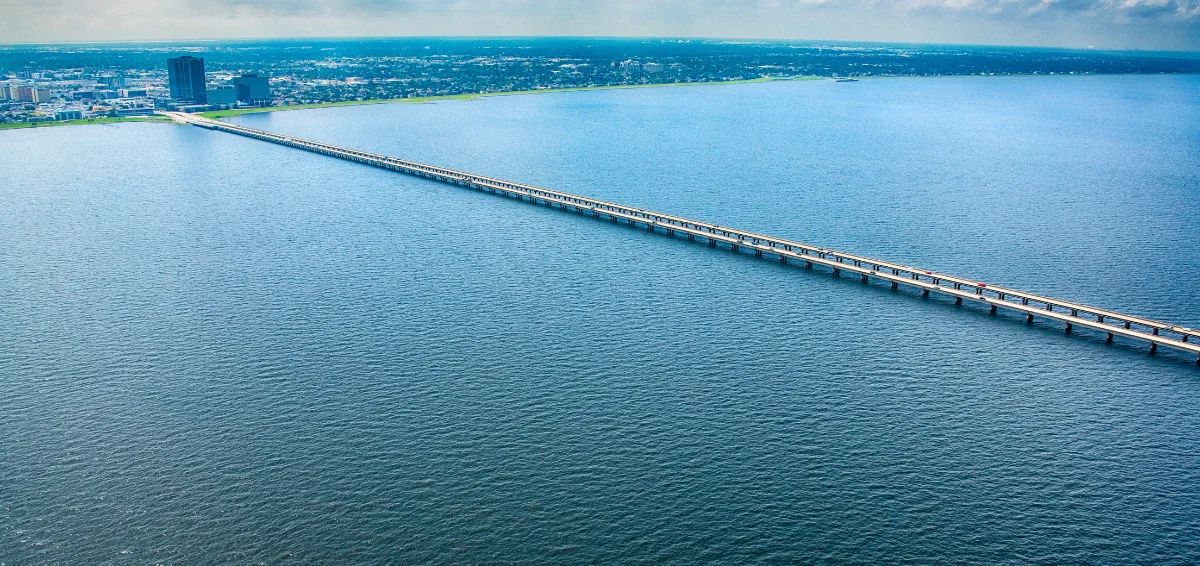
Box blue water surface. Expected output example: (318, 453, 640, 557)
(2, 75, 1199, 564)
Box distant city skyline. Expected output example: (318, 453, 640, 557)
(1, 0, 1199, 51)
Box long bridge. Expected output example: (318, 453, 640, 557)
(163, 111, 1200, 364)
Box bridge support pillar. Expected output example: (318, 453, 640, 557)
(921, 289, 929, 298)
(990, 305, 997, 315)
(861, 274, 869, 283)
(1125, 321, 1132, 329)
(832, 268, 840, 276)
(688, 234, 694, 241)
(1065, 323, 1072, 334)
(805, 261, 813, 269)
(756, 250, 763, 258)
(779, 256, 787, 264)
(1027, 314, 1034, 324)
(1107, 332, 1114, 343)
(891, 282, 898, 291)
(708, 239, 716, 247)
(955, 297, 962, 306)
(1150, 343, 1158, 355)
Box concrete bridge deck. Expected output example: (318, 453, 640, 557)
(163, 111, 1200, 364)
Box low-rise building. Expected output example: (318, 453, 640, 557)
(100, 73, 125, 88)
(205, 87, 237, 105)
(55, 110, 83, 120)
(116, 107, 154, 117)
(176, 103, 213, 113)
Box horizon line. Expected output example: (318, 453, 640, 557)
(2, 35, 1199, 56)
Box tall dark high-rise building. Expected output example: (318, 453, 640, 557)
(167, 56, 207, 104)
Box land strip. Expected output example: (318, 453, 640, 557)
(196, 77, 808, 119)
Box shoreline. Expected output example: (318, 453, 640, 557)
(197, 76, 806, 119)
(2, 77, 797, 130)
(191, 72, 1200, 120)
(3, 72, 1186, 130)
(0, 115, 172, 130)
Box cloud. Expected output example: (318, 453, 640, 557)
(204, 0, 442, 16)
(0, 0, 1198, 49)
(795, 0, 1200, 19)
(37, 0, 1195, 21)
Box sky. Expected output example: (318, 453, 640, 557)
(0, 0, 1198, 51)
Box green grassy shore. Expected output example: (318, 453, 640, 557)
(0, 115, 173, 130)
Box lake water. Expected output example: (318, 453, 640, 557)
(2, 75, 1199, 564)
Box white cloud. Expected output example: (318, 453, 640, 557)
(0, 0, 1197, 49)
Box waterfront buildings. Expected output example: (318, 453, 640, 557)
(4, 39, 1199, 127)
(167, 56, 207, 104)
(7, 85, 52, 103)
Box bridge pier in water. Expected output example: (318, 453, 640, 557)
(164, 111, 1200, 366)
